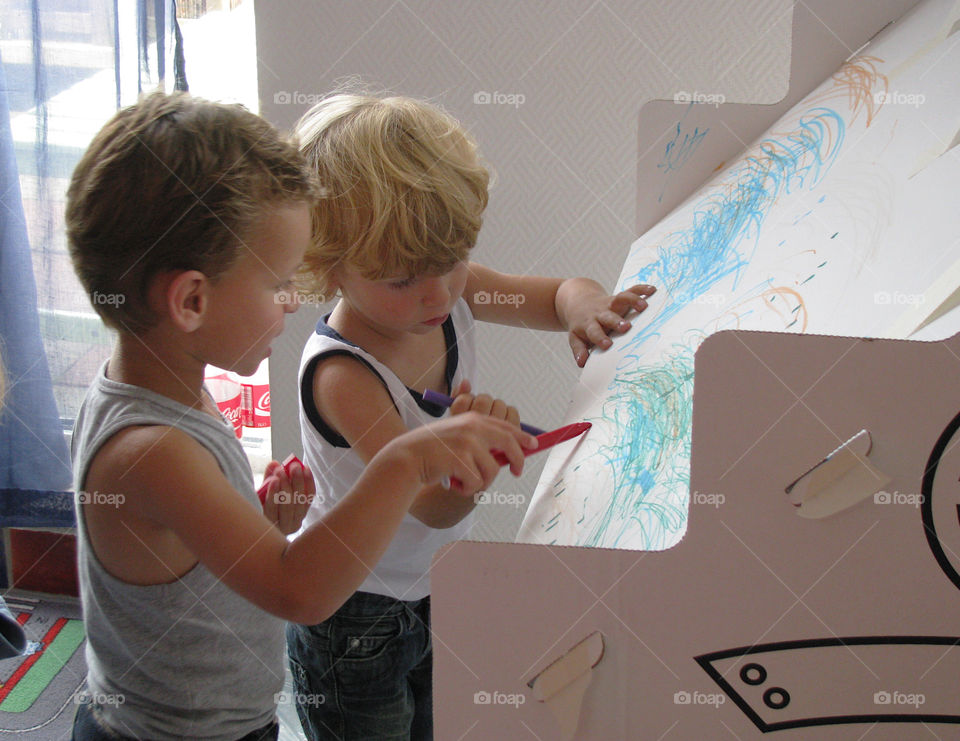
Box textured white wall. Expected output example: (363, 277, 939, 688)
(256, 0, 794, 540)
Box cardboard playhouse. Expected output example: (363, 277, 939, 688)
(433, 329, 960, 738)
(432, 0, 960, 737)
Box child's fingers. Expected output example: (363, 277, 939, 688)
(450, 392, 475, 415)
(263, 460, 283, 479)
(449, 379, 475, 415)
(569, 333, 590, 367)
(469, 393, 494, 416)
(287, 459, 306, 498)
(457, 416, 536, 490)
(475, 449, 504, 491)
(273, 462, 298, 533)
(497, 432, 531, 478)
(261, 475, 281, 521)
(584, 321, 613, 350)
(505, 404, 520, 428)
(625, 283, 656, 298)
(489, 397, 511, 421)
(596, 309, 631, 335)
(614, 286, 653, 315)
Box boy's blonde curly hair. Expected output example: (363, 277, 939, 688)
(295, 93, 489, 299)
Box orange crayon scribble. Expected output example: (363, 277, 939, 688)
(804, 56, 888, 127)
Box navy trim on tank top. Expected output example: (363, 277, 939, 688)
(301, 313, 458, 447)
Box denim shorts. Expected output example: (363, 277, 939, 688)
(286, 591, 432, 741)
(71, 697, 280, 740)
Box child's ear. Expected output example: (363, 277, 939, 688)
(164, 270, 210, 332)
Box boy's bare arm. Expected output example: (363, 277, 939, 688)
(85, 417, 531, 625)
(464, 262, 565, 329)
(313, 355, 482, 529)
(464, 261, 655, 367)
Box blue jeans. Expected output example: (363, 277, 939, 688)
(286, 591, 432, 740)
(71, 698, 279, 740)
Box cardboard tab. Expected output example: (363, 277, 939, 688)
(785, 430, 891, 518)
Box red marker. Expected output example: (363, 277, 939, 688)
(447, 421, 591, 490)
(257, 454, 303, 506)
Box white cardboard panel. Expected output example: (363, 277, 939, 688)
(434, 329, 960, 739)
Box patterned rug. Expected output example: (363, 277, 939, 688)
(0, 594, 86, 739)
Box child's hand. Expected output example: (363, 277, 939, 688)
(259, 459, 315, 535)
(448, 379, 521, 427)
(392, 411, 538, 497)
(559, 280, 656, 367)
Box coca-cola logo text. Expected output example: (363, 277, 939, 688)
(257, 391, 270, 413)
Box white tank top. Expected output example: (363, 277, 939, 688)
(297, 298, 477, 600)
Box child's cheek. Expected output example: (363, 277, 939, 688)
(381, 290, 417, 317)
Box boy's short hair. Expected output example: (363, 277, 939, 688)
(295, 93, 489, 298)
(66, 90, 317, 334)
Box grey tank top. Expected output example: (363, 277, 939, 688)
(71, 362, 283, 740)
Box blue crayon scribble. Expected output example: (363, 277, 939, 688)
(564, 106, 847, 549)
(656, 105, 710, 202)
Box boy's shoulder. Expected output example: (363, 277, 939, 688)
(84, 423, 213, 499)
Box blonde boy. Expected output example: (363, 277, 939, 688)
(65, 91, 535, 741)
(289, 93, 654, 740)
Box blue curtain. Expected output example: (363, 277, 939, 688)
(0, 1, 186, 492)
(0, 49, 69, 490)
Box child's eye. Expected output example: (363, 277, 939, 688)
(389, 276, 417, 290)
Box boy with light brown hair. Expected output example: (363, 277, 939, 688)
(66, 90, 536, 741)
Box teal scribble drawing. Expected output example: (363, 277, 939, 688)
(583, 349, 694, 548)
(567, 106, 847, 549)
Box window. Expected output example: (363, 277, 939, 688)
(0, 1, 263, 488)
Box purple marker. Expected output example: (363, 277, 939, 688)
(422, 388, 546, 436)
